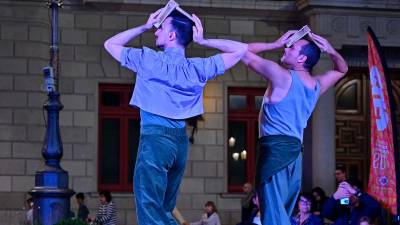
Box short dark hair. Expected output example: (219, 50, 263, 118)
(297, 192, 314, 206)
(205, 201, 218, 213)
(169, 10, 194, 47)
(336, 165, 346, 173)
(299, 39, 320, 70)
(75, 192, 85, 200)
(99, 190, 112, 202)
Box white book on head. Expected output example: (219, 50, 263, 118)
(153, 0, 194, 28)
(285, 25, 311, 48)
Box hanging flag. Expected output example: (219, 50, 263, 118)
(367, 26, 399, 216)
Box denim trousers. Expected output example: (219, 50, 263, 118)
(258, 153, 302, 225)
(134, 125, 188, 225)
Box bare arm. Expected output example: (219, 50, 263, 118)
(198, 38, 248, 70)
(103, 9, 161, 62)
(172, 207, 187, 225)
(192, 14, 247, 70)
(311, 33, 348, 95)
(248, 30, 296, 53)
(241, 31, 298, 84)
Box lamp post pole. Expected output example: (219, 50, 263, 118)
(29, 1, 74, 224)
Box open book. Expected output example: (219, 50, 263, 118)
(154, 0, 194, 28)
(285, 25, 320, 51)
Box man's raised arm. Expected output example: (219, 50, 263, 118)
(247, 30, 296, 54)
(191, 14, 247, 70)
(312, 33, 348, 95)
(104, 9, 161, 62)
(241, 31, 296, 84)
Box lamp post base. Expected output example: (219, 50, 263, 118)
(30, 167, 74, 225)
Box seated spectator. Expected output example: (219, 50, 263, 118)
(311, 186, 328, 216)
(237, 182, 256, 225)
(88, 190, 117, 225)
(290, 193, 323, 225)
(190, 201, 221, 225)
(322, 178, 381, 225)
(75, 192, 90, 221)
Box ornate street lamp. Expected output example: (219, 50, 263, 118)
(29, 1, 74, 224)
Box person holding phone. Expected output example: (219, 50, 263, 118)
(322, 178, 381, 225)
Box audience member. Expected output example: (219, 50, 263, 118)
(322, 178, 381, 225)
(88, 190, 117, 225)
(290, 193, 323, 225)
(335, 165, 347, 185)
(75, 192, 90, 221)
(190, 201, 221, 225)
(237, 182, 256, 225)
(311, 186, 328, 216)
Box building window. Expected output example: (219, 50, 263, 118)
(98, 83, 139, 192)
(228, 87, 265, 192)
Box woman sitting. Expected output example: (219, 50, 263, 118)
(291, 193, 323, 225)
(190, 201, 221, 225)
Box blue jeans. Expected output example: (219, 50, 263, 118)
(258, 153, 302, 225)
(134, 125, 188, 225)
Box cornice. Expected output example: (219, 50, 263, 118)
(296, 0, 400, 11)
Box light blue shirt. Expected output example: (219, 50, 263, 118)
(259, 70, 320, 142)
(140, 109, 185, 128)
(120, 46, 225, 120)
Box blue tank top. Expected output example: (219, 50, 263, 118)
(259, 70, 320, 142)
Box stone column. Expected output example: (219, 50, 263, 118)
(311, 56, 336, 195)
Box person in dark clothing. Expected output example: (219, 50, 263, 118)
(75, 192, 89, 221)
(237, 182, 256, 225)
(311, 186, 328, 216)
(322, 178, 381, 225)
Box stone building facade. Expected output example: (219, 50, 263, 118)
(0, 0, 399, 224)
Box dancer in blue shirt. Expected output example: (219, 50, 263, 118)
(104, 9, 247, 225)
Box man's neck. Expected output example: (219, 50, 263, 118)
(163, 42, 185, 51)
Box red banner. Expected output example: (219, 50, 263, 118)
(367, 28, 397, 215)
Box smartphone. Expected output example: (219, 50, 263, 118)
(340, 197, 350, 205)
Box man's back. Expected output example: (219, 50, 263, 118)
(120, 46, 225, 119)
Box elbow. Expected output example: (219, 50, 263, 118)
(343, 64, 349, 74)
(237, 44, 249, 62)
(241, 52, 252, 66)
(339, 64, 349, 77)
(241, 44, 249, 55)
(104, 40, 111, 52)
(248, 45, 257, 54)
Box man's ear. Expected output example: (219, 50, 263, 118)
(169, 31, 177, 41)
(297, 54, 307, 64)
